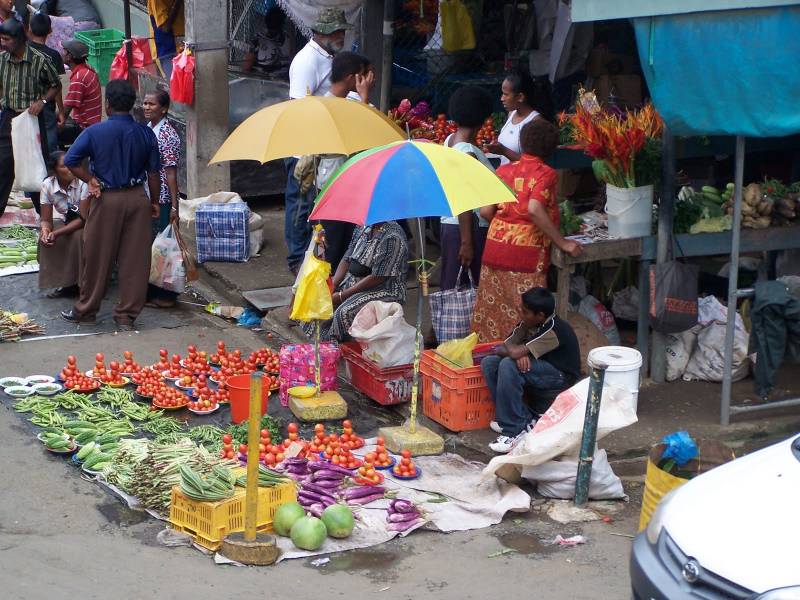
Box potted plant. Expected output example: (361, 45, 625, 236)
(559, 91, 664, 238)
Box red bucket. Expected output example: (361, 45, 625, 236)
(227, 374, 269, 424)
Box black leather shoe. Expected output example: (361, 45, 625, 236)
(61, 309, 95, 324)
(114, 318, 135, 331)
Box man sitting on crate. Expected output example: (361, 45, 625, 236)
(481, 287, 581, 454)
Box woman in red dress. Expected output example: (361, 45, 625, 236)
(472, 119, 582, 342)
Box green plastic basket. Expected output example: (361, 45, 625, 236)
(74, 29, 125, 86)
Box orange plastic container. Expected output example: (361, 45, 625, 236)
(227, 374, 269, 424)
(169, 479, 297, 551)
(420, 342, 498, 432)
(340, 342, 413, 405)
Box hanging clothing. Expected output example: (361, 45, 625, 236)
(750, 280, 800, 398)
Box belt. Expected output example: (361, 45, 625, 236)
(101, 185, 144, 192)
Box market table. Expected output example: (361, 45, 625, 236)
(552, 225, 800, 374)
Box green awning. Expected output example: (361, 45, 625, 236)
(570, 0, 800, 22)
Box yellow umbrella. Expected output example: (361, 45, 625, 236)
(209, 96, 406, 165)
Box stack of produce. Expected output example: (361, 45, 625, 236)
(392, 449, 418, 478)
(0, 310, 44, 341)
(721, 183, 772, 229)
(386, 498, 425, 532)
(0, 225, 37, 267)
(273, 501, 356, 550)
(120, 351, 143, 375)
(234, 463, 291, 488)
(178, 464, 237, 501)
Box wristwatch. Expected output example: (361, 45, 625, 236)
(40, 99, 47, 105)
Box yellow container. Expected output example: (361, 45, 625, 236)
(638, 453, 688, 532)
(638, 441, 736, 532)
(169, 479, 297, 551)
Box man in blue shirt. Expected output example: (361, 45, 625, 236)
(61, 78, 161, 331)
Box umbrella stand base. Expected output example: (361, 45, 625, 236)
(379, 424, 444, 456)
(289, 391, 347, 422)
(220, 532, 280, 566)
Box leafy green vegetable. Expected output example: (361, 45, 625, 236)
(227, 414, 282, 446)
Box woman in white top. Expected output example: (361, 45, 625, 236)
(439, 85, 495, 291)
(487, 71, 553, 165)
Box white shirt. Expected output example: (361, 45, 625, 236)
(288, 39, 333, 99)
(40, 176, 87, 219)
(440, 134, 494, 227)
(496, 110, 539, 165)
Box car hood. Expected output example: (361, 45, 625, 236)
(662, 435, 800, 594)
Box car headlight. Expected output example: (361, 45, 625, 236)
(756, 588, 800, 600)
(645, 488, 679, 545)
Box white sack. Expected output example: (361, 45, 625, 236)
(521, 449, 625, 500)
(11, 112, 47, 192)
(348, 301, 415, 367)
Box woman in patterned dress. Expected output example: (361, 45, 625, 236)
(306, 221, 409, 341)
(143, 89, 182, 308)
(471, 119, 582, 342)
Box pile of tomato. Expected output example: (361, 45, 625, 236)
(250, 347, 280, 373)
(476, 116, 498, 148)
(120, 350, 142, 375)
(316, 423, 363, 469)
(233, 428, 287, 466)
(366, 437, 394, 468)
(356, 461, 383, 485)
(151, 384, 189, 409)
(92, 353, 107, 378)
(161, 351, 183, 379)
(183, 344, 212, 375)
(99, 361, 126, 385)
(392, 449, 417, 478)
(60, 356, 100, 391)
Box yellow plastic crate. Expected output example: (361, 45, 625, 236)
(169, 479, 297, 551)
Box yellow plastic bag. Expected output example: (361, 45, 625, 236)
(290, 255, 333, 321)
(440, 0, 476, 52)
(436, 332, 478, 368)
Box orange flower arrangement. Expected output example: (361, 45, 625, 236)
(559, 90, 664, 188)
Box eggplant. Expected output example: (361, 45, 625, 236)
(309, 478, 341, 490)
(347, 492, 386, 505)
(298, 490, 332, 504)
(301, 482, 338, 500)
(389, 499, 416, 514)
(387, 518, 423, 532)
(311, 470, 346, 482)
(341, 485, 386, 500)
(308, 461, 352, 476)
(387, 511, 420, 523)
(306, 503, 324, 518)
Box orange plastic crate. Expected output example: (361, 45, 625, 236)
(168, 479, 296, 551)
(341, 342, 413, 405)
(420, 343, 498, 432)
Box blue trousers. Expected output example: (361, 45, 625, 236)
(481, 355, 567, 436)
(283, 157, 313, 270)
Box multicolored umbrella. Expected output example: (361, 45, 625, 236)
(309, 140, 514, 224)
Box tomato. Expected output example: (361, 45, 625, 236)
(401, 458, 411, 467)
(67, 355, 76, 364)
(287, 422, 298, 434)
(264, 452, 276, 465)
(222, 434, 233, 445)
(276, 452, 285, 462)
(342, 420, 352, 429)
(376, 437, 385, 446)
(95, 353, 104, 361)
(401, 449, 411, 459)
(217, 340, 225, 349)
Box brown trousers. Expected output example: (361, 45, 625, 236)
(74, 187, 152, 322)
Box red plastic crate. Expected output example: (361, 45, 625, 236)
(420, 343, 499, 432)
(341, 342, 413, 405)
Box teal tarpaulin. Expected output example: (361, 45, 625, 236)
(633, 6, 800, 137)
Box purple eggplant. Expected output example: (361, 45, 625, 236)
(308, 462, 352, 476)
(298, 490, 333, 504)
(389, 499, 416, 514)
(347, 492, 386, 505)
(306, 503, 324, 518)
(284, 457, 308, 465)
(311, 470, 346, 482)
(387, 518, 423, 532)
(301, 482, 338, 499)
(341, 485, 386, 500)
(309, 478, 341, 490)
(387, 511, 420, 523)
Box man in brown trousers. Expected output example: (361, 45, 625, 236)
(61, 78, 161, 331)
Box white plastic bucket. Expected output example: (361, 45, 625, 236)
(605, 184, 654, 238)
(587, 346, 643, 412)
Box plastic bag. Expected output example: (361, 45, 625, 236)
(578, 295, 620, 345)
(10, 111, 47, 192)
(429, 267, 477, 342)
(435, 332, 478, 368)
(348, 301, 416, 368)
(683, 321, 749, 382)
(664, 329, 697, 381)
(148, 225, 186, 293)
(611, 286, 639, 322)
(649, 261, 699, 333)
(290, 254, 332, 322)
(109, 38, 152, 81)
(440, 0, 476, 52)
(521, 449, 625, 500)
(170, 49, 196, 105)
(660, 431, 699, 466)
(483, 377, 638, 478)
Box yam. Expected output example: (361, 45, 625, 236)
(743, 183, 762, 206)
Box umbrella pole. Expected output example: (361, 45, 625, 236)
(378, 218, 444, 455)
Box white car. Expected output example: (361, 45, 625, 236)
(630, 434, 800, 599)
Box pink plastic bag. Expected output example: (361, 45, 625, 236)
(109, 38, 152, 81)
(170, 49, 195, 105)
(279, 343, 340, 406)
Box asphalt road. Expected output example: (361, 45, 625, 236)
(0, 275, 638, 599)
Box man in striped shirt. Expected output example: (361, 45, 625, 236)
(0, 18, 59, 217)
(59, 39, 101, 146)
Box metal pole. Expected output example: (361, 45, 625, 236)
(379, 0, 395, 112)
(721, 136, 746, 426)
(244, 372, 264, 541)
(406, 217, 427, 434)
(574, 359, 607, 506)
(123, 0, 134, 83)
(650, 128, 676, 383)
